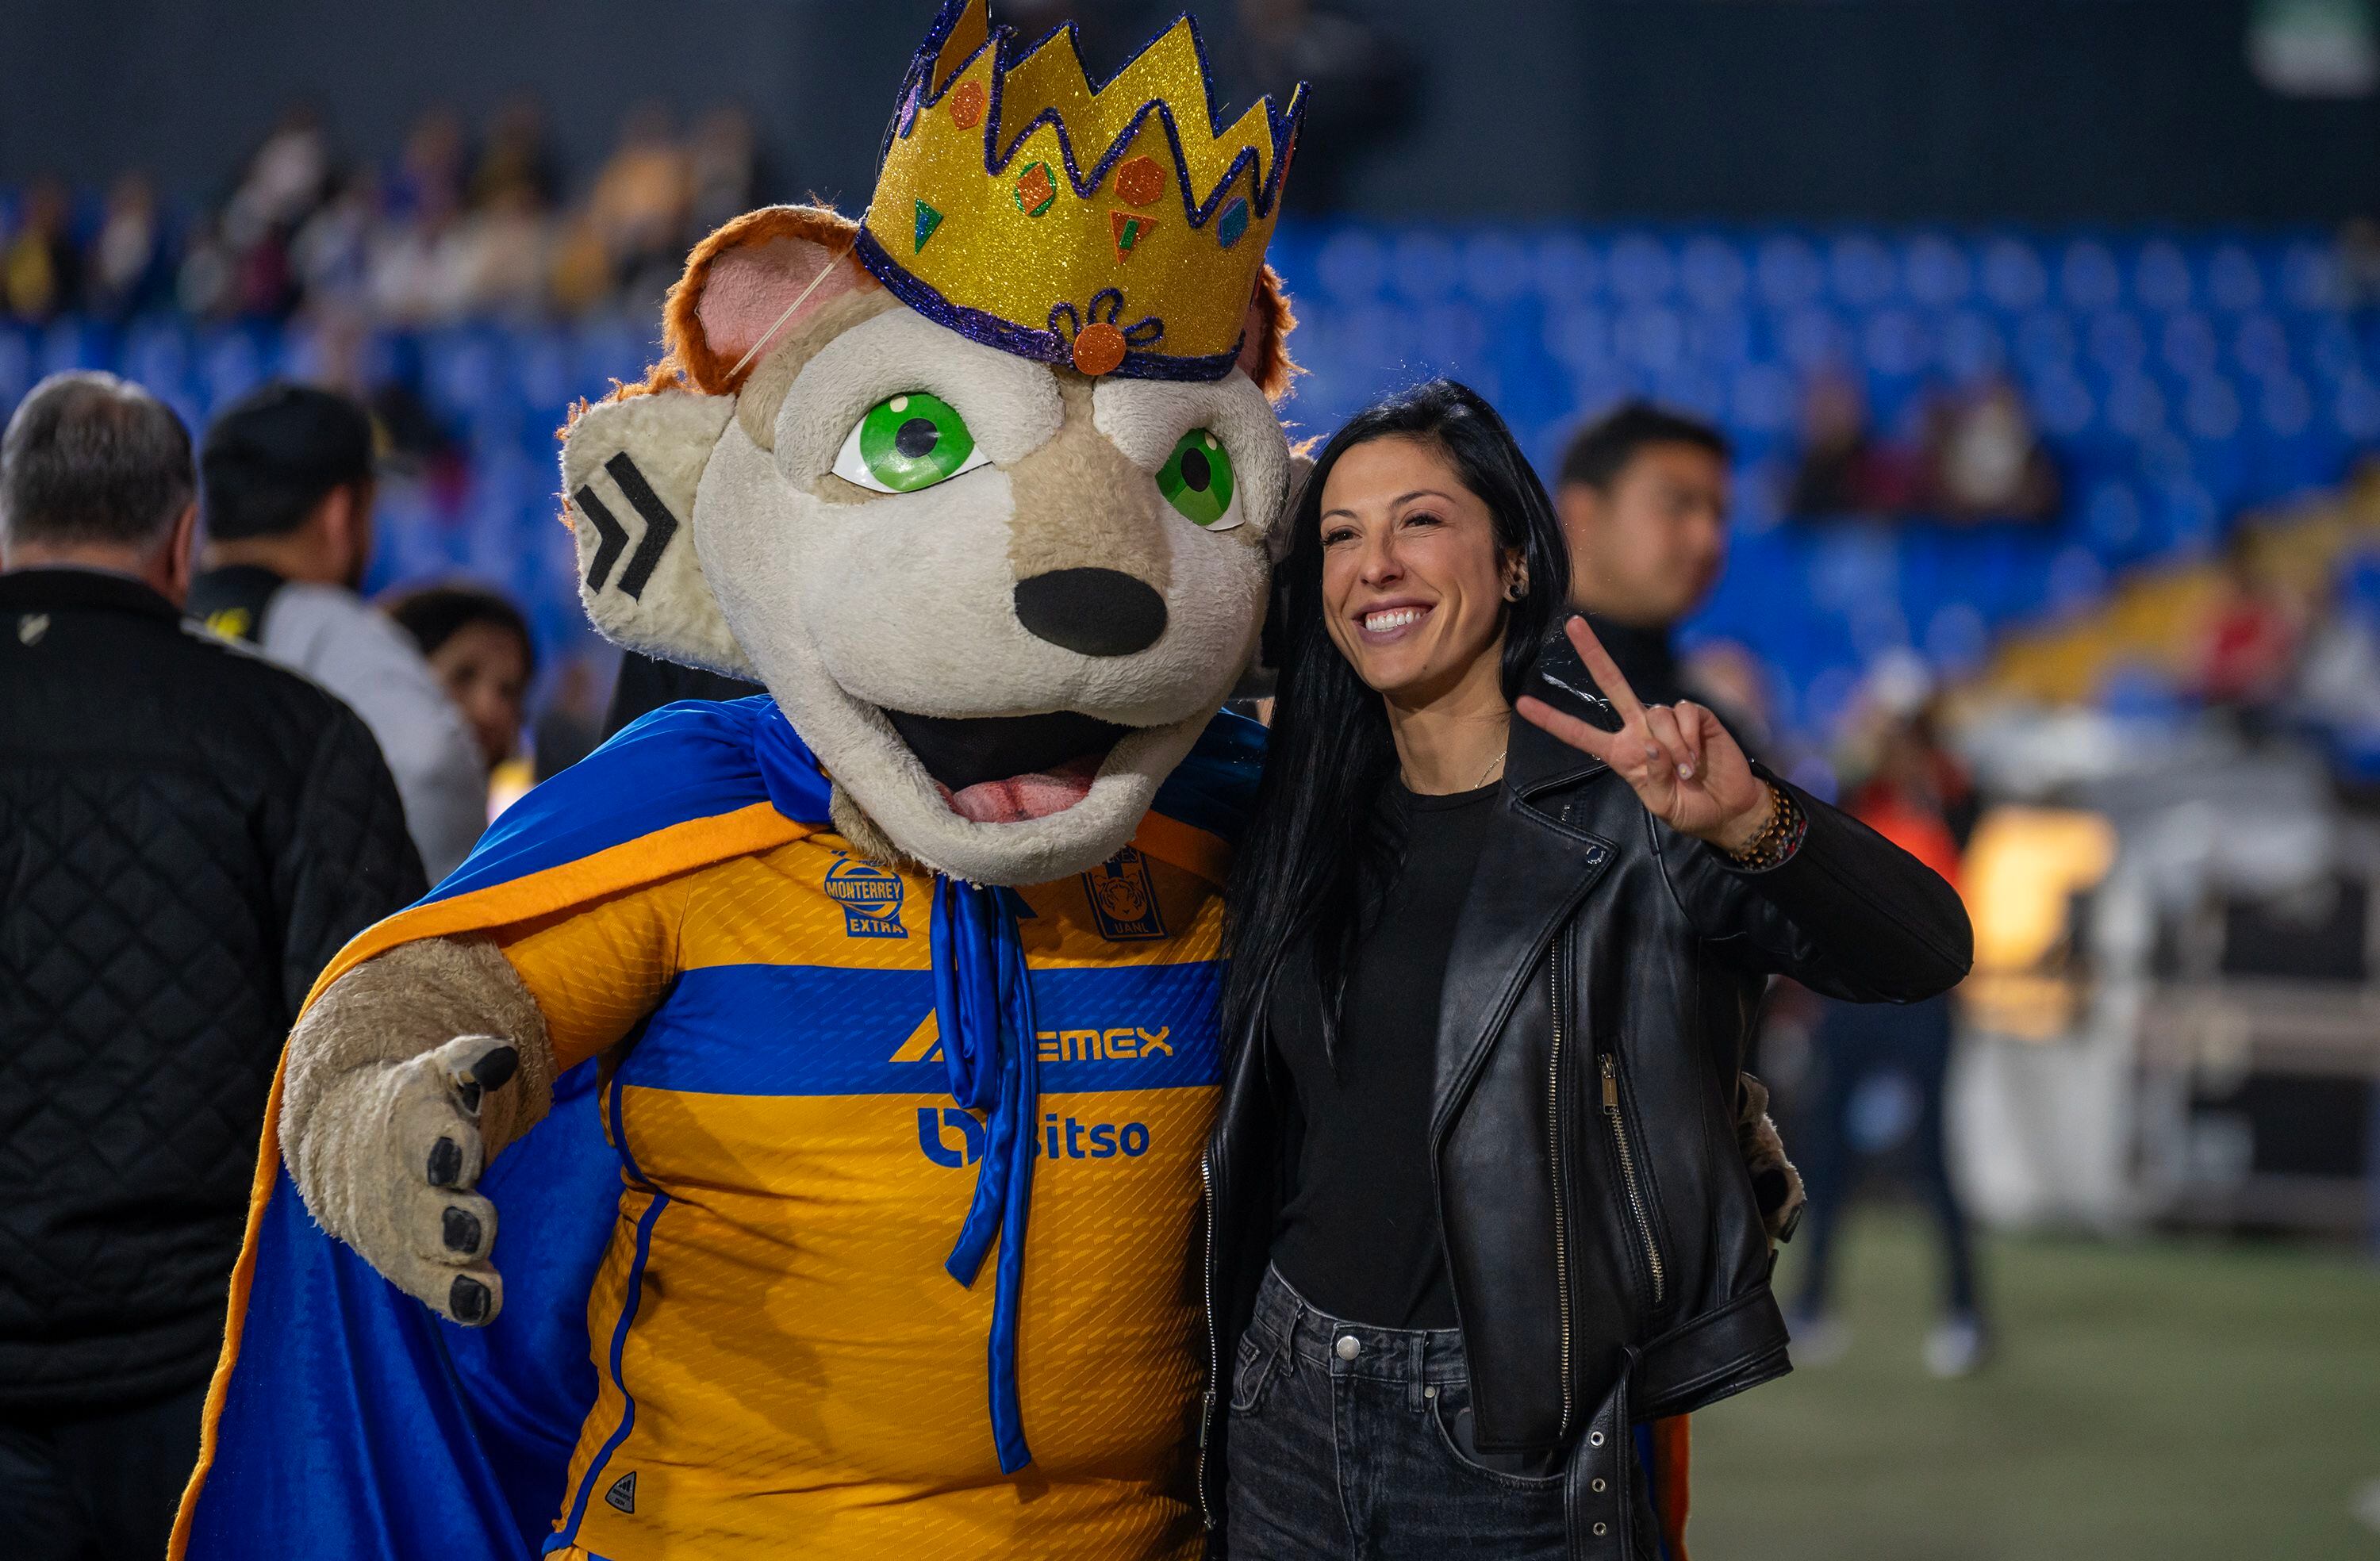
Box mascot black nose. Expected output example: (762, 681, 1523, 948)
(1013, 569, 1168, 658)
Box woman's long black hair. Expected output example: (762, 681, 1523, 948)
(1223, 378, 1572, 1052)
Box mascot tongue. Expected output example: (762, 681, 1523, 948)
(885, 709, 1129, 825)
(940, 754, 1102, 823)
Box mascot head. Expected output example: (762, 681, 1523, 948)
(559, 0, 1303, 886)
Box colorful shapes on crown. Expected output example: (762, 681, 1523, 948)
(1013, 160, 1058, 218)
(1215, 196, 1251, 251)
(950, 79, 988, 130)
(1110, 209, 1158, 261)
(853, 1, 1307, 379)
(1113, 155, 1165, 208)
(1072, 322, 1128, 377)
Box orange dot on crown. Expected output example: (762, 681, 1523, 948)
(1072, 323, 1127, 376)
(1114, 155, 1164, 208)
(950, 80, 987, 130)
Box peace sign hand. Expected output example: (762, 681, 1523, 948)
(1514, 616, 1775, 853)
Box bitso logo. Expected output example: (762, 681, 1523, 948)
(917, 1107, 985, 1167)
(825, 856, 907, 938)
(914, 1107, 1150, 1167)
(1081, 846, 1166, 941)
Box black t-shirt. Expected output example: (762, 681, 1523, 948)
(1267, 778, 1500, 1329)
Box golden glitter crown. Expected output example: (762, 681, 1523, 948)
(854, 0, 1304, 381)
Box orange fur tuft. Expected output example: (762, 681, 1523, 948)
(1241, 263, 1301, 403)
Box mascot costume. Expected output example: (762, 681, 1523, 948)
(172, 3, 1706, 1555)
(173, 3, 1298, 1555)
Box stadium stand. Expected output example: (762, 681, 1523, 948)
(2, 214, 2373, 750)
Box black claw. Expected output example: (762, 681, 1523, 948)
(426, 1137, 463, 1187)
(450, 1274, 492, 1325)
(471, 1045, 520, 1093)
(442, 1206, 482, 1254)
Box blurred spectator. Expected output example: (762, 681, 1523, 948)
(470, 95, 560, 211)
(586, 102, 693, 307)
(2294, 549, 2380, 759)
(226, 107, 333, 242)
(187, 382, 487, 880)
(85, 174, 171, 320)
(1554, 400, 1733, 706)
(385, 583, 536, 775)
(454, 180, 552, 319)
(370, 107, 473, 325)
(1787, 366, 1921, 519)
(2197, 527, 2305, 719)
(1790, 694, 1987, 1379)
(1924, 377, 2060, 524)
(173, 216, 236, 320)
(290, 170, 379, 317)
(0, 372, 422, 1561)
(216, 107, 334, 320)
(1230, 0, 1417, 213)
(687, 105, 762, 238)
(3, 178, 83, 322)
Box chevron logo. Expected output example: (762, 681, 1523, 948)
(574, 452, 681, 600)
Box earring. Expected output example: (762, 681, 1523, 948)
(1503, 573, 1527, 602)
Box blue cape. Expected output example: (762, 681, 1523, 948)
(172, 696, 1259, 1559)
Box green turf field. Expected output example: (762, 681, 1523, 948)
(1686, 1207, 2380, 1560)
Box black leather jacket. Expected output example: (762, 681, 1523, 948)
(1198, 641, 1973, 1555)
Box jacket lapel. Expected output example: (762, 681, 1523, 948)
(1429, 763, 1617, 1140)
(1428, 635, 1629, 1135)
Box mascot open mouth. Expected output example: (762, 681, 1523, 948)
(885, 708, 1135, 824)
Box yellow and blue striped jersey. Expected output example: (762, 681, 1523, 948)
(512, 830, 1225, 1559)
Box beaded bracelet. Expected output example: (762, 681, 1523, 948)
(1723, 782, 1806, 872)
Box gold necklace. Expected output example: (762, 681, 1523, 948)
(1476, 745, 1507, 788)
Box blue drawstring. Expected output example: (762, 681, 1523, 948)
(930, 878, 1039, 1474)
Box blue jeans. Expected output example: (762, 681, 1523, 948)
(1225, 1267, 1570, 1559)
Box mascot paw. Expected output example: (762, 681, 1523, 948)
(298, 1034, 523, 1326)
(380, 1034, 515, 1325)
(280, 936, 555, 1326)
(1735, 1072, 1806, 1245)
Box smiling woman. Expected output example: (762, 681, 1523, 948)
(1208, 379, 1975, 1559)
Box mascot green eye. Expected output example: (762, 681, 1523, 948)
(832, 391, 988, 493)
(1157, 428, 1240, 530)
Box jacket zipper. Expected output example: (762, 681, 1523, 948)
(1603, 1052, 1667, 1308)
(1546, 943, 1575, 1439)
(1196, 1151, 1219, 1529)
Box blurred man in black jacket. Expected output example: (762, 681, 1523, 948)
(0, 372, 424, 1560)
(1555, 401, 1733, 707)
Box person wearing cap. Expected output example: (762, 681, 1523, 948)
(188, 383, 487, 881)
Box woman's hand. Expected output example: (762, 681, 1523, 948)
(1514, 616, 1774, 853)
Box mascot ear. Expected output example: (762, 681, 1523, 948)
(559, 205, 875, 678)
(666, 205, 873, 395)
(1237, 263, 1299, 403)
(561, 389, 752, 677)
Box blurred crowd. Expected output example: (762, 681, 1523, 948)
(0, 98, 764, 331)
(0, 0, 1428, 335)
(1787, 364, 2062, 526)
